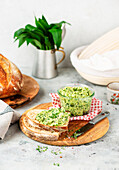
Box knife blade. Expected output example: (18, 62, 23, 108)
(72, 111, 110, 138)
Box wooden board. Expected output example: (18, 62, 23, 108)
(19, 103, 109, 146)
(3, 74, 40, 108)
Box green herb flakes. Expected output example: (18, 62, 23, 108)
(51, 150, 62, 155)
(36, 146, 48, 153)
(53, 163, 60, 166)
(61, 146, 66, 150)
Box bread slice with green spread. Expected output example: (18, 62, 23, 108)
(21, 115, 60, 141)
(26, 108, 70, 132)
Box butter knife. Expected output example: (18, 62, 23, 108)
(72, 111, 110, 138)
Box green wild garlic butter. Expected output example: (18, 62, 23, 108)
(58, 86, 94, 116)
(36, 108, 69, 126)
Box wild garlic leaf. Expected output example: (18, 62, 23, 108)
(50, 21, 70, 29)
(49, 28, 62, 49)
(32, 39, 42, 49)
(25, 24, 36, 31)
(26, 38, 33, 46)
(33, 30, 45, 39)
(45, 37, 52, 50)
(35, 17, 47, 33)
(39, 18, 49, 30)
(28, 31, 42, 42)
(31, 36, 45, 50)
(42, 15, 49, 25)
(18, 35, 26, 47)
(14, 32, 28, 47)
(14, 28, 25, 38)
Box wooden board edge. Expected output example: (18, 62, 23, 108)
(20, 118, 109, 146)
(19, 104, 110, 146)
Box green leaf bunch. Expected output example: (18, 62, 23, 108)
(14, 15, 70, 50)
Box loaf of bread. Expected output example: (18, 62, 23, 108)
(0, 54, 23, 98)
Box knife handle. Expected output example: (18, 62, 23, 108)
(89, 111, 110, 125)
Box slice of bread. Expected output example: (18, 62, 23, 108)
(26, 109, 70, 132)
(21, 115, 60, 141)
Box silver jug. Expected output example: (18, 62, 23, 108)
(32, 48, 65, 79)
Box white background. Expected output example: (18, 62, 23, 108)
(0, 0, 119, 69)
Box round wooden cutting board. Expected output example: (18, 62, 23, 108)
(3, 74, 40, 108)
(19, 103, 109, 146)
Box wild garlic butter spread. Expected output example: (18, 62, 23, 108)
(58, 86, 93, 116)
(36, 108, 69, 126)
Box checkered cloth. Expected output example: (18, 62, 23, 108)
(49, 93, 102, 121)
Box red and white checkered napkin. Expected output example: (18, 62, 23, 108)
(49, 93, 102, 121)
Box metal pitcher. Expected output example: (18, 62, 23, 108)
(32, 47, 65, 79)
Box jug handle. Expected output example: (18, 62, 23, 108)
(55, 47, 65, 66)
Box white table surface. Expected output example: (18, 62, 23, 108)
(0, 67, 119, 170)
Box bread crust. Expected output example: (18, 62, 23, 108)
(0, 54, 23, 98)
(22, 115, 60, 141)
